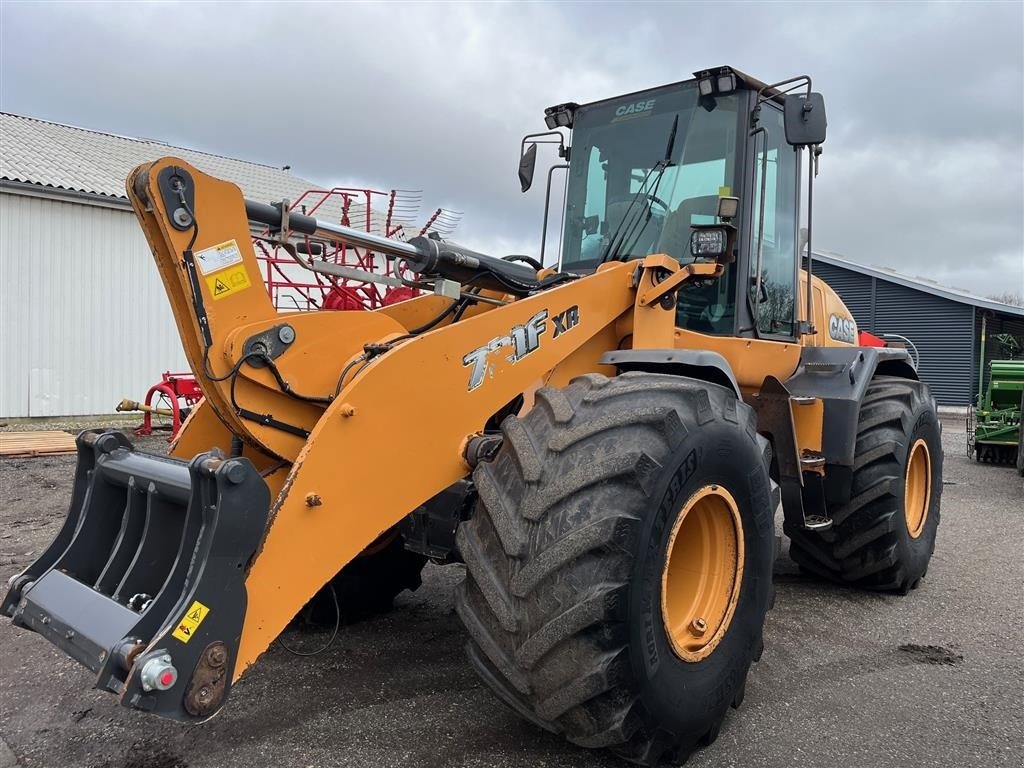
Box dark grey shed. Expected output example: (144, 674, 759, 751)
(805, 252, 1024, 406)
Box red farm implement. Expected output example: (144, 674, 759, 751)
(250, 186, 461, 311)
(116, 371, 203, 440)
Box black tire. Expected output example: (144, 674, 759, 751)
(788, 376, 942, 593)
(455, 373, 775, 765)
(304, 531, 427, 624)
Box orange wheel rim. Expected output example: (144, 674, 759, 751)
(661, 485, 744, 663)
(904, 439, 931, 538)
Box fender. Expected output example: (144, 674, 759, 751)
(600, 348, 742, 398)
(784, 346, 917, 502)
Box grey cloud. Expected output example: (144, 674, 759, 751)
(1, 0, 1021, 296)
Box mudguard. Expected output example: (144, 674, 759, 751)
(783, 346, 917, 501)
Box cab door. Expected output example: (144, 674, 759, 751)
(749, 102, 801, 340)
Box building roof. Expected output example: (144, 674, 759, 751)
(0, 112, 452, 241)
(0, 111, 322, 205)
(810, 250, 1024, 318)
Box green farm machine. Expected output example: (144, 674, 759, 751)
(968, 356, 1023, 467)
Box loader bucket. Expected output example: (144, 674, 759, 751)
(1, 430, 269, 722)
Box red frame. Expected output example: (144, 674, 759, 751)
(253, 187, 438, 312)
(134, 372, 203, 440)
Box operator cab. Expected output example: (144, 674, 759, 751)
(521, 67, 825, 342)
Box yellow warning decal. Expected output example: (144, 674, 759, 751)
(172, 600, 210, 643)
(718, 186, 732, 197)
(204, 265, 252, 301)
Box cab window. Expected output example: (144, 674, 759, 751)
(749, 104, 799, 337)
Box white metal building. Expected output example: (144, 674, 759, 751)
(0, 113, 323, 417)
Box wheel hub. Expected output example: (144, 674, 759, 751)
(661, 485, 744, 662)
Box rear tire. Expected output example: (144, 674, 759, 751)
(455, 373, 775, 765)
(788, 376, 942, 592)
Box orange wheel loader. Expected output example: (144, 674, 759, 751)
(2, 67, 942, 765)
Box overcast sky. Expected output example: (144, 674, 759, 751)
(2, 1, 1022, 297)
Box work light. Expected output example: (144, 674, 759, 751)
(543, 103, 577, 130)
(691, 228, 727, 258)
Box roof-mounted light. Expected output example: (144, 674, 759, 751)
(717, 72, 736, 94)
(693, 66, 737, 97)
(543, 102, 578, 130)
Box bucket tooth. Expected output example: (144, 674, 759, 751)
(1, 430, 270, 722)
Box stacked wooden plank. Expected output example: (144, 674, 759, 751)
(0, 431, 77, 458)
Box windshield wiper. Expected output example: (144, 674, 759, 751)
(599, 115, 679, 264)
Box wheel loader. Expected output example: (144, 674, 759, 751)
(2, 66, 943, 765)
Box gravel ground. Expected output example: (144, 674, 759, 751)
(0, 416, 1021, 768)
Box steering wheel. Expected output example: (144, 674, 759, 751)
(607, 192, 670, 217)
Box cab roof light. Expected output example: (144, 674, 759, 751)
(693, 66, 737, 97)
(543, 102, 578, 130)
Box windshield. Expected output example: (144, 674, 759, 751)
(559, 84, 743, 335)
(561, 84, 741, 271)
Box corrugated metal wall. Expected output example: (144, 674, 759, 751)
(809, 258, 975, 405)
(0, 192, 188, 417)
(872, 281, 974, 405)
(809, 260, 874, 327)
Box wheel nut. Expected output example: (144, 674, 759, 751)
(691, 617, 708, 636)
(305, 493, 322, 507)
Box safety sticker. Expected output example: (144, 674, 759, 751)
(205, 265, 252, 300)
(194, 239, 243, 275)
(172, 600, 210, 643)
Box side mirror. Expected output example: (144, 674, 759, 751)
(784, 92, 827, 146)
(519, 143, 538, 193)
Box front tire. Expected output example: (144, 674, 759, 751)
(455, 373, 775, 765)
(788, 376, 943, 592)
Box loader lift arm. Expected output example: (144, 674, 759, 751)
(4, 158, 707, 722)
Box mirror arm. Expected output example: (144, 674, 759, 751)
(756, 75, 812, 107)
(803, 143, 816, 336)
(540, 164, 569, 267)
